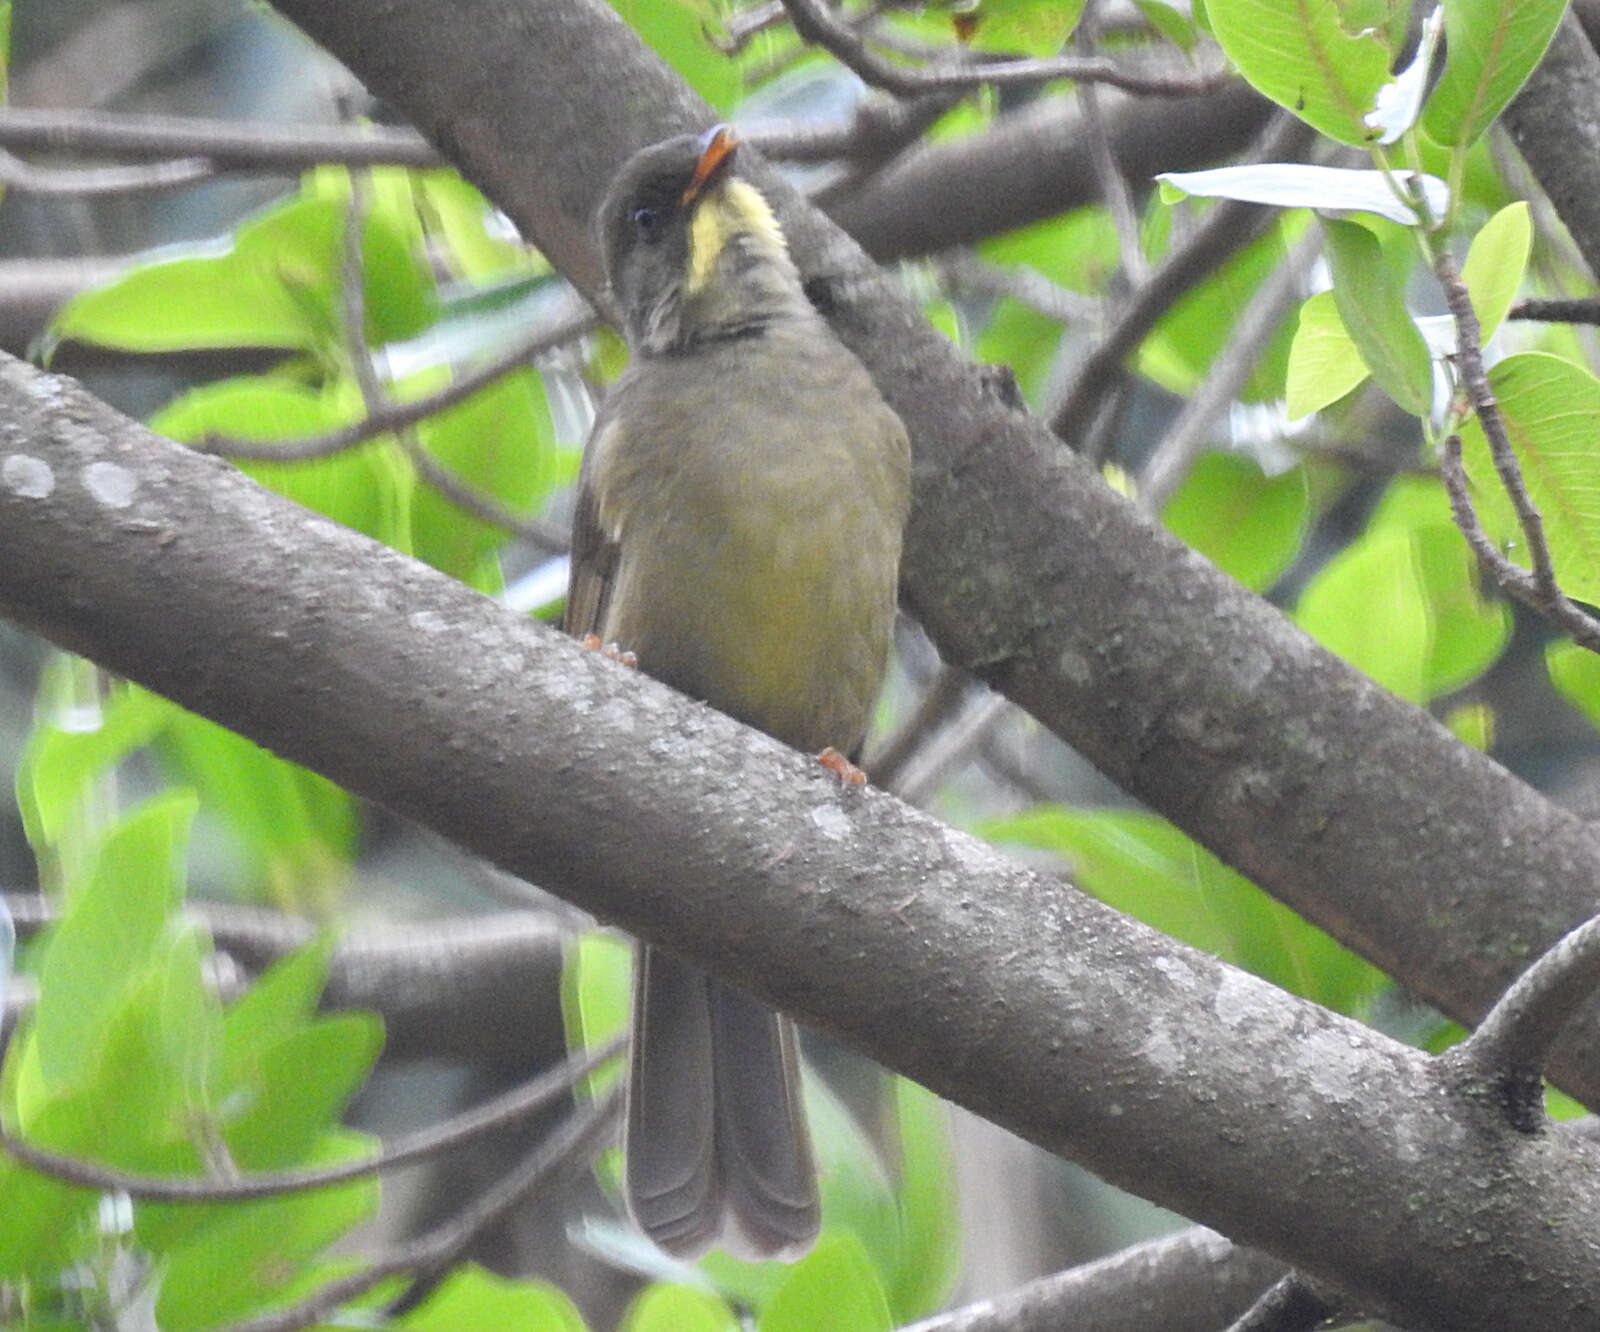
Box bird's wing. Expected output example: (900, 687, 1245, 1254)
(563, 413, 624, 640)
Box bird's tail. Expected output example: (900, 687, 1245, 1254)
(624, 945, 820, 1260)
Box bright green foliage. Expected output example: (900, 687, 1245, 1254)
(758, 1230, 894, 1332)
(1460, 202, 1533, 341)
(1160, 453, 1309, 592)
(1421, 0, 1565, 149)
(1457, 352, 1600, 610)
(0, 794, 383, 1325)
(1286, 289, 1369, 419)
(563, 931, 631, 1100)
(623, 1282, 740, 1332)
(1287, 201, 1532, 419)
(982, 808, 1389, 1015)
(51, 177, 434, 359)
(605, 0, 741, 110)
(1322, 218, 1433, 418)
(1205, 0, 1391, 145)
(881, 1079, 960, 1321)
(1137, 215, 1301, 401)
(960, 0, 1086, 54)
(1134, 0, 1198, 53)
(1294, 477, 1510, 704)
(398, 1264, 590, 1331)
(1547, 640, 1600, 732)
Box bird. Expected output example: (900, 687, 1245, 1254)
(565, 124, 911, 1260)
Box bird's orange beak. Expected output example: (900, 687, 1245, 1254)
(683, 124, 739, 206)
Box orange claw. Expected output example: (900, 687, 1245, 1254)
(818, 747, 867, 785)
(579, 634, 638, 667)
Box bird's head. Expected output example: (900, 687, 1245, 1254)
(596, 126, 807, 355)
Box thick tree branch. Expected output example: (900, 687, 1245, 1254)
(899, 1227, 1285, 1332)
(1504, 12, 1600, 283)
(257, 0, 1600, 1117)
(3, 359, 1600, 1330)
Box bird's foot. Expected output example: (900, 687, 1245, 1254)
(580, 634, 638, 667)
(817, 747, 866, 786)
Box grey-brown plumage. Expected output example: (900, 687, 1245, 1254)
(566, 127, 910, 1259)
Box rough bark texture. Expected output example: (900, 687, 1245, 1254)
(1505, 13, 1600, 283)
(4, 356, 1600, 1329)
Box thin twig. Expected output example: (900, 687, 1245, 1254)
(1049, 111, 1315, 440)
(1436, 248, 1600, 651)
(1437, 249, 1561, 603)
(1223, 1272, 1341, 1332)
(709, 0, 789, 54)
(0, 1037, 622, 1201)
(866, 664, 972, 789)
(935, 250, 1101, 325)
(0, 106, 440, 170)
(755, 90, 961, 176)
(893, 689, 1013, 806)
(305, 173, 571, 553)
(1509, 297, 1600, 325)
(1077, 4, 1148, 286)
(1438, 438, 1600, 652)
(197, 302, 593, 463)
(1136, 229, 1320, 512)
(218, 1091, 621, 1332)
(0, 145, 219, 196)
(779, 0, 1228, 97)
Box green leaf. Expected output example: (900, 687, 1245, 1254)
(1138, 216, 1300, 400)
(50, 250, 327, 355)
(1134, 0, 1197, 52)
(15, 681, 167, 855)
(1160, 453, 1309, 592)
(1286, 289, 1369, 418)
(1460, 201, 1532, 345)
(885, 1079, 959, 1322)
(622, 1283, 739, 1332)
(1422, 0, 1565, 149)
(1295, 523, 1431, 703)
(420, 171, 536, 282)
(1322, 217, 1433, 417)
(220, 933, 339, 1085)
(562, 932, 631, 1100)
(1547, 640, 1600, 733)
(1457, 352, 1600, 608)
(149, 1172, 378, 1330)
(398, 1264, 590, 1331)
(221, 1012, 385, 1169)
(980, 808, 1389, 1014)
(1158, 165, 1447, 225)
(1444, 700, 1494, 749)
(758, 1230, 894, 1332)
(409, 365, 574, 591)
(25, 794, 194, 1098)
(605, 0, 740, 111)
(1205, 0, 1392, 145)
(964, 0, 1085, 54)
(51, 186, 435, 358)
(152, 378, 414, 558)
(140, 691, 358, 907)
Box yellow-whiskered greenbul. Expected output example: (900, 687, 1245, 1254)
(566, 126, 910, 1259)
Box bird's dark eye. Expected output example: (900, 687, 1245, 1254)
(632, 206, 664, 242)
